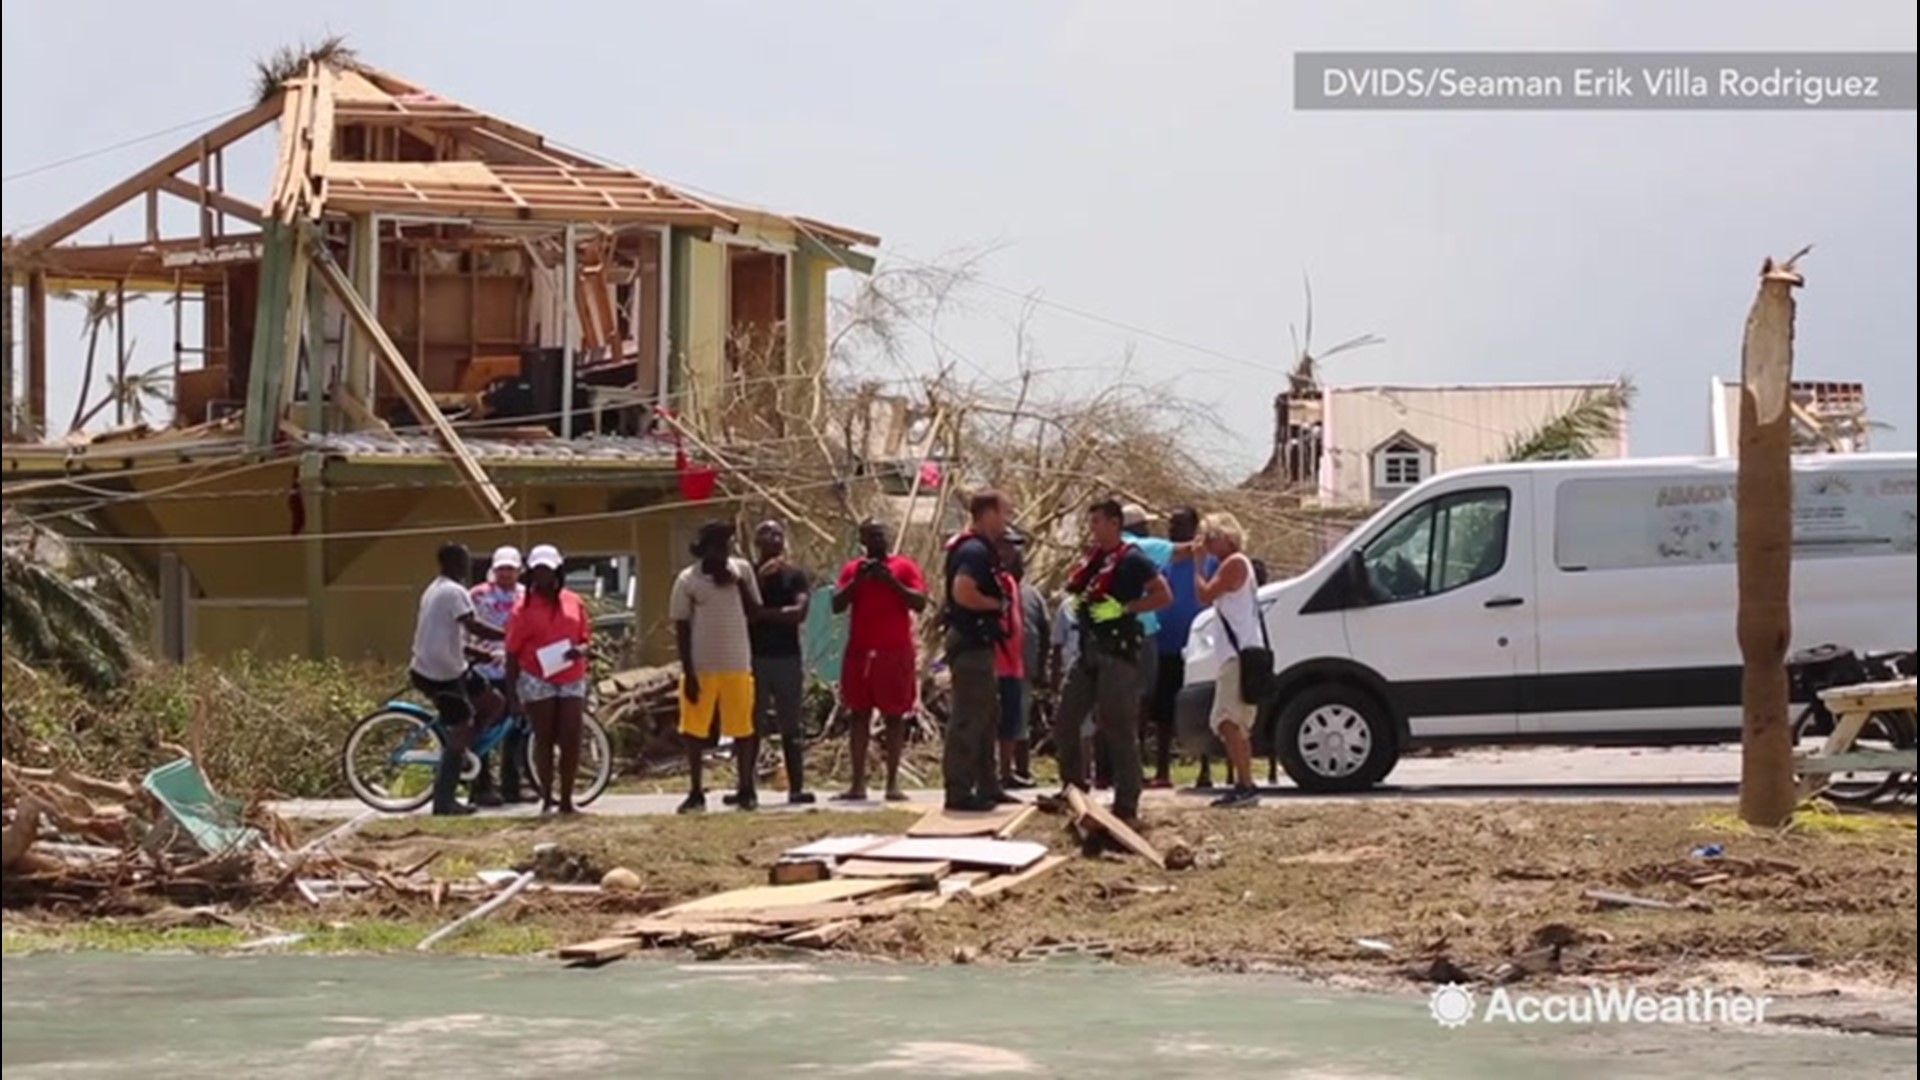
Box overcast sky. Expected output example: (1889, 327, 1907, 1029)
(4, 0, 1914, 472)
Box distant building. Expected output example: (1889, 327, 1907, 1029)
(1266, 382, 1630, 507)
(1708, 377, 1870, 456)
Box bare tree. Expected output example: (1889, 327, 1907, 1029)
(1736, 247, 1810, 828)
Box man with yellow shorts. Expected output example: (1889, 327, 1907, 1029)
(672, 521, 765, 813)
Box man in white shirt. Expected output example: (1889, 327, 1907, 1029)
(410, 542, 506, 816)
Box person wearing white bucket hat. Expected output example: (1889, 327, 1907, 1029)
(467, 545, 528, 806)
(503, 543, 593, 815)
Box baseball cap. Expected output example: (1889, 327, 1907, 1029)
(1121, 503, 1156, 528)
(526, 544, 564, 571)
(490, 545, 523, 571)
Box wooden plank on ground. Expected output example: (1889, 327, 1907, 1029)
(657, 877, 908, 917)
(908, 804, 1035, 839)
(610, 917, 778, 939)
(857, 837, 1049, 871)
(836, 859, 952, 883)
(784, 834, 901, 861)
(557, 937, 646, 963)
(783, 920, 862, 948)
(1065, 787, 1165, 869)
(770, 860, 832, 885)
(968, 855, 1070, 900)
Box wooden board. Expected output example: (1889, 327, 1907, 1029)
(969, 855, 1069, 900)
(557, 937, 646, 963)
(784, 835, 900, 860)
(656, 877, 908, 917)
(836, 859, 952, 883)
(908, 804, 1036, 839)
(1066, 787, 1165, 869)
(857, 837, 1049, 871)
(610, 917, 778, 939)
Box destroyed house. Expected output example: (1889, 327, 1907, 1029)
(1, 60, 878, 665)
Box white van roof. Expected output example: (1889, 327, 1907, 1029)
(1432, 451, 1915, 487)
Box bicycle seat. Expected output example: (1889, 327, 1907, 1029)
(1789, 643, 1855, 667)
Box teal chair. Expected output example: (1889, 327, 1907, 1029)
(141, 758, 261, 857)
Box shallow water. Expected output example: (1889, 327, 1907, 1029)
(2, 953, 1910, 1078)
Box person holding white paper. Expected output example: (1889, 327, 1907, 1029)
(504, 544, 592, 815)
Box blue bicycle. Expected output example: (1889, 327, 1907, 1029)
(341, 683, 614, 813)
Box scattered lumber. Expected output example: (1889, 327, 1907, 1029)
(908, 804, 1035, 839)
(836, 859, 951, 884)
(969, 855, 1068, 900)
(1064, 787, 1164, 868)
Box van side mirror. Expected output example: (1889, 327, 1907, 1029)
(1344, 551, 1372, 607)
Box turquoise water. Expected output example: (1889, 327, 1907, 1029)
(2, 953, 1910, 1078)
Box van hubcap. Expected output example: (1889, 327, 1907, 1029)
(1298, 705, 1373, 778)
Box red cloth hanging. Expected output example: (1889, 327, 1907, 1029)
(659, 408, 718, 502)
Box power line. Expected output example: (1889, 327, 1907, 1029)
(1, 104, 253, 186)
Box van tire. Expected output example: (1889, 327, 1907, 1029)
(1273, 683, 1399, 794)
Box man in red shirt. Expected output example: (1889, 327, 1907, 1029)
(832, 519, 929, 802)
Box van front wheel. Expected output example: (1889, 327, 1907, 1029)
(1275, 684, 1399, 794)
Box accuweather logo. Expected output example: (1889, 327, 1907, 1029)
(1428, 983, 1772, 1028)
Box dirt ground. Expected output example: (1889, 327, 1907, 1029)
(5, 801, 1915, 1003)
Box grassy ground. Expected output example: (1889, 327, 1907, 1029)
(5, 801, 1914, 996)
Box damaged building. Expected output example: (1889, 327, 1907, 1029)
(1, 59, 878, 665)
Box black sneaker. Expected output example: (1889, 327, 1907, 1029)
(1007, 772, 1036, 789)
(1210, 784, 1260, 809)
(677, 792, 707, 815)
(722, 792, 741, 806)
(432, 801, 477, 817)
(944, 795, 997, 812)
(735, 791, 760, 812)
(993, 792, 1024, 806)
(788, 791, 818, 806)
(471, 789, 504, 808)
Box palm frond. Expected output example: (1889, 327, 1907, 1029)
(253, 35, 361, 104)
(1, 532, 148, 691)
(1501, 378, 1637, 462)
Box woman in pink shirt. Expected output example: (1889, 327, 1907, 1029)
(504, 544, 592, 815)
(992, 535, 1029, 794)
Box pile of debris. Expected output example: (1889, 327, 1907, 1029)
(559, 795, 1176, 966)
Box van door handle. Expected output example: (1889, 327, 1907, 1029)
(1484, 596, 1525, 609)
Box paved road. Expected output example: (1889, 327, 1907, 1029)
(275, 745, 1748, 819)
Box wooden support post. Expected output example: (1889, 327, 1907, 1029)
(301, 451, 327, 659)
(562, 223, 578, 439)
(278, 231, 314, 413)
(346, 214, 377, 411)
(145, 188, 161, 245)
(310, 240, 515, 524)
(25, 271, 47, 438)
(667, 228, 693, 411)
(1736, 248, 1809, 828)
(157, 550, 188, 663)
(114, 282, 128, 426)
(197, 139, 214, 244)
(243, 223, 293, 448)
(304, 272, 329, 434)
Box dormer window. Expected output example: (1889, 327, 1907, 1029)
(1370, 433, 1434, 501)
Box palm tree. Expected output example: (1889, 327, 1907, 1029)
(1500, 378, 1637, 462)
(54, 288, 141, 434)
(253, 35, 361, 104)
(0, 526, 148, 692)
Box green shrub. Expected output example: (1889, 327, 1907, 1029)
(2, 651, 398, 799)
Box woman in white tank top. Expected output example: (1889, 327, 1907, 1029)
(1194, 512, 1262, 808)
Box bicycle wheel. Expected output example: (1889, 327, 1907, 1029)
(343, 707, 444, 813)
(1795, 707, 1916, 806)
(522, 710, 615, 807)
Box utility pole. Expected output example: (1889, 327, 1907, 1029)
(1736, 247, 1810, 828)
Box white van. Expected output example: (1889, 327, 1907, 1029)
(1177, 452, 1918, 792)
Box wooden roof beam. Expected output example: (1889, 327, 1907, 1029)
(156, 176, 264, 226)
(12, 97, 285, 254)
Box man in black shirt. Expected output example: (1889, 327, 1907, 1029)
(748, 520, 816, 805)
(943, 489, 1016, 811)
(1053, 497, 1173, 821)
